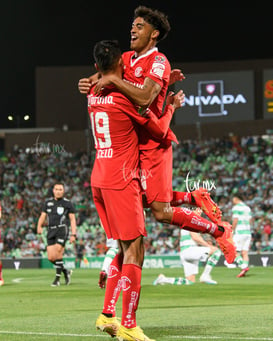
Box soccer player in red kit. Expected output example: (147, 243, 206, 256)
(90, 40, 183, 341)
(78, 6, 236, 266)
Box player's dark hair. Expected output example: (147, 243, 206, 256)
(134, 6, 171, 42)
(234, 194, 244, 201)
(93, 40, 121, 72)
(53, 182, 64, 188)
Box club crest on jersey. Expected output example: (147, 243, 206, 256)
(135, 66, 143, 77)
(150, 62, 165, 79)
(57, 207, 64, 215)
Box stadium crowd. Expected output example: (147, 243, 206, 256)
(0, 134, 272, 259)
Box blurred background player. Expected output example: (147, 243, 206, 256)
(98, 237, 119, 289)
(75, 238, 86, 268)
(37, 182, 77, 286)
(153, 209, 221, 285)
(0, 202, 3, 286)
(232, 195, 253, 277)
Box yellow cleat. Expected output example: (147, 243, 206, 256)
(117, 325, 155, 341)
(95, 313, 120, 337)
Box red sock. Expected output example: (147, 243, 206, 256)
(171, 207, 223, 238)
(121, 264, 142, 328)
(171, 191, 194, 206)
(102, 253, 123, 317)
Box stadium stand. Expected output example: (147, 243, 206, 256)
(0, 134, 272, 258)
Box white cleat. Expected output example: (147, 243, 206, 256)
(153, 274, 166, 285)
(200, 274, 217, 285)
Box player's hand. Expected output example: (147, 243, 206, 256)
(69, 235, 77, 243)
(93, 75, 113, 95)
(166, 90, 185, 110)
(169, 69, 185, 86)
(78, 78, 91, 94)
(37, 226, 43, 234)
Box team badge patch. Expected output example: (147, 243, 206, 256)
(135, 66, 143, 77)
(150, 62, 165, 79)
(57, 207, 64, 215)
(155, 55, 166, 63)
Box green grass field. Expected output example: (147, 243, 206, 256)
(0, 266, 273, 341)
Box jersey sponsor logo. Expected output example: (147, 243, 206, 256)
(87, 94, 114, 107)
(47, 202, 54, 206)
(134, 66, 143, 77)
(155, 55, 166, 63)
(57, 207, 64, 215)
(150, 62, 165, 79)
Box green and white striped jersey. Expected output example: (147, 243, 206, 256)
(232, 202, 252, 235)
(179, 230, 197, 251)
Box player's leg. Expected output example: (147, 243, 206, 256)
(117, 236, 153, 341)
(50, 243, 66, 286)
(150, 201, 235, 263)
(153, 273, 190, 285)
(235, 235, 250, 277)
(180, 248, 200, 283)
(0, 260, 4, 285)
(171, 188, 222, 223)
(199, 247, 221, 284)
(46, 229, 61, 286)
(56, 226, 72, 285)
(93, 183, 145, 337)
(141, 147, 236, 263)
(99, 237, 119, 289)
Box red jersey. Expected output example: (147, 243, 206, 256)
(87, 86, 169, 190)
(122, 48, 177, 149)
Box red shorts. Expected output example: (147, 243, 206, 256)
(139, 145, 173, 205)
(92, 179, 146, 241)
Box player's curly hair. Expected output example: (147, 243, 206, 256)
(134, 6, 171, 42)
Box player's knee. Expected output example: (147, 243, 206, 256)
(48, 255, 55, 263)
(151, 209, 171, 223)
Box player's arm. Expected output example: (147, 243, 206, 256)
(68, 212, 77, 242)
(143, 90, 184, 138)
(232, 217, 238, 232)
(95, 74, 161, 108)
(190, 232, 212, 247)
(37, 212, 47, 234)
